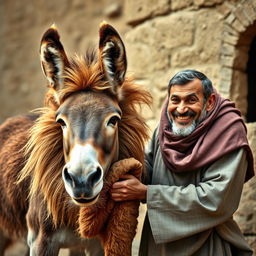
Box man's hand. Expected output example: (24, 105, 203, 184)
(110, 174, 147, 201)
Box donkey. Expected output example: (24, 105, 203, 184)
(0, 22, 151, 256)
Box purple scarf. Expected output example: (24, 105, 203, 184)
(159, 92, 254, 182)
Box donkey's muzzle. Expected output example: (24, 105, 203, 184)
(62, 166, 103, 205)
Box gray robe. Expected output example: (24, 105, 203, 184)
(139, 128, 253, 256)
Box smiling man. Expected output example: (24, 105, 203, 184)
(167, 77, 215, 136)
(111, 70, 255, 255)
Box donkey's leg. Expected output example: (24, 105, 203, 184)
(0, 231, 11, 256)
(27, 229, 60, 256)
(26, 203, 60, 256)
(69, 248, 85, 256)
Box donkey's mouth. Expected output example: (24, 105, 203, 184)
(73, 194, 99, 206)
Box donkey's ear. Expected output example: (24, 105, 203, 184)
(40, 25, 69, 90)
(99, 22, 127, 94)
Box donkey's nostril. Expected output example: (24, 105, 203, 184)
(94, 167, 102, 183)
(88, 167, 102, 187)
(63, 167, 74, 187)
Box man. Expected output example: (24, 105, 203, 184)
(111, 70, 255, 255)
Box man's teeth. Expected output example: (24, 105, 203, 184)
(177, 116, 190, 120)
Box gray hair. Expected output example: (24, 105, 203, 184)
(168, 70, 213, 101)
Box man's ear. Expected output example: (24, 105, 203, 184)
(206, 93, 216, 111)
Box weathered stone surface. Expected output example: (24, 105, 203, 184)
(124, 0, 170, 25)
(171, 0, 193, 11)
(172, 12, 221, 67)
(222, 31, 239, 45)
(234, 4, 252, 27)
(194, 10, 222, 63)
(216, 2, 232, 18)
(125, 12, 194, 75)
(220, 54, 234, 67)
(104, 2, 122, 17)
(194, 0, 225, 7)
(0, 0, 129, 123)
(243, 2, 256, 23)
(152, 12, 195, 49)
(232, 18, 247, 33)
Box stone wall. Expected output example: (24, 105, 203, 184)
(0, 0, 256, 254)
(0, 0, 129, 123)
(124, 0, 256, 252)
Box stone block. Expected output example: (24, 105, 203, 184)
(192, 65, 221, 89)
(125, 42, 154, 76)
(220, 54, 234, 67)
(223, 24, 239, 37)
(218, 79, 232, 97)
(222, 31, 239, 45)
(225, 12, 236, 24)
(172, 49, 197, 67)
(220, 43, 236, 56)
(171, 0, 193, 11)
(233, 4, 252, 27)
(126, 41, 171, 76)
(220, 66, 233, 82)
(153, 12, 195, 49)
(124, 0, 170, 25)
(125, 12, 195, 74)
(231, 18, 246, 33)
(194, 10, 222, 63)
(243, 2, 256, 23)
(194, 0, 225, 7)
(216, 2, 232, 18)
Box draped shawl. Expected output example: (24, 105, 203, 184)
(158, 92, 254, 182)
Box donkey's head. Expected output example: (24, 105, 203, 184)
(40, 23, 127, 206)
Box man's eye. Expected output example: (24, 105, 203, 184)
(171, 98, 179, 104)
(187, 97, 197, 103)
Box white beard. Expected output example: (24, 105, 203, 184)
(168, 106, 208, 137)
(171, 120, 197, 137)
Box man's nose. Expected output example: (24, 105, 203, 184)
(177, 102, 188, 113)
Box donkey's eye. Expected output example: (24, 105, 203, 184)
(56, 118, 66, 128)
(107, 116, 120, 127)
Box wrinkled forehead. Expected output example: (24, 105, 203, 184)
(56, 91, 121, 120)
(169, 79, 204, 97)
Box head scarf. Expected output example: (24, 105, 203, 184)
(158, 91, 254, 182)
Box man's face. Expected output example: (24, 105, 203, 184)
(167, 79, 214, 136)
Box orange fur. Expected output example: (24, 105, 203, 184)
(79, 158, 143, 256)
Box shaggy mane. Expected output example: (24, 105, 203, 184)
(19, 53, 151, 226)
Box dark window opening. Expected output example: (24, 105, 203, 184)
(246, 36, 256, 122)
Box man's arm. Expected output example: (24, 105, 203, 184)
(147, 148, 247, 244)
(111, 148, 248, 244)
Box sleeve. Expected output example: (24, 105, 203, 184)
(147, 148, 248, 244)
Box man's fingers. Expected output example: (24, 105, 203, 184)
(112, 174, 136, 189)
(111, 193, 127, 201)
(112, 181, 125, 189)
